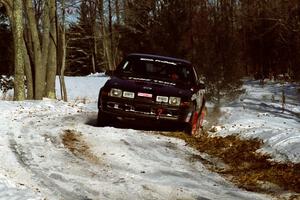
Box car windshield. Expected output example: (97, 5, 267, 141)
(117, 58, 196, 84)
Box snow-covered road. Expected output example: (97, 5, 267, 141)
(0, 100, 270, 200)
(0, 75, 299, 199)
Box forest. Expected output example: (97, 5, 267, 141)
(0, 0, 299, 101)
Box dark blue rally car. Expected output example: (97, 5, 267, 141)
(97, 53, 206, 135)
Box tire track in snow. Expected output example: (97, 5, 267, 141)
(9, 139, 93, 200)
(5, 103, 271, 200)
(7, 109, 102, 200)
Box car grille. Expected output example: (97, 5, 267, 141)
(106, 101, 179, 117)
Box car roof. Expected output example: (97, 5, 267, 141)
(126, 53, 191, 65)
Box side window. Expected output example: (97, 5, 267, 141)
(121, 60, 144, 74)
(145, 63, 155, 73)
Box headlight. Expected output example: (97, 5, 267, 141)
(156, 96, 169, 103)
(123, 91, 135, 98)
(109, 88, 122, 97)
(169, 97, 181, 106)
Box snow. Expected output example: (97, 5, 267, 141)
(211, 79, 300, 163)
(0, 75, 299, 199)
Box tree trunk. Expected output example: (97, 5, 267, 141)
(98, 0, 115, 70)
(25, 0, 45, 100)
(13, 0, 25, 100)
(108, 0, 115, 69)
(59, 0, 67, 101)
(45, 0, 57, 99)
(91, 0, 97, 73)
(59, 27, 67, 102)
(41, 1, 50, 73)
(1, 0, 33, 100)
(115, 0, 120, 25)
(22, 38, 34, 99)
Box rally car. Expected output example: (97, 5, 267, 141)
(97, 53, 206, 135)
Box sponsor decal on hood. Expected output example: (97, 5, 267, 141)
(128, 77, 176, 86)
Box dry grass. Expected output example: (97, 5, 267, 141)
(160, 131, 300, 196)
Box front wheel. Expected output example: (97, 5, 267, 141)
(184, 111, 199, 135)
(97, 110, 110, 127)
(184, 108, 206, 136)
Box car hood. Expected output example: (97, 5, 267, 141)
(105, 76, 193, 98)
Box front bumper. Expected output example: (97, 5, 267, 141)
(99, 96, 194, 123)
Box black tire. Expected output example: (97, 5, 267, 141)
(197, 99, 206, 130)
(97, 110, 110, 127)
(184, 102, 198, 135)
(184, 111, 197, 135)
(184, 123, 193, 135)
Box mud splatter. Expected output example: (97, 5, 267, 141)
(161, 131, 300, 198)
(62, 129, 101, 165)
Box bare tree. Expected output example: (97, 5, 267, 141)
(58, 0, 68, 101)
(98, 0, 115, 70)
(45, 0, 57, 99)
(12, 0, 25, 100)
(24, 0, 45, 100)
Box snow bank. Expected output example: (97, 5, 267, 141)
(55, 75, 109, 102)
(210, 79, 300, 163)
